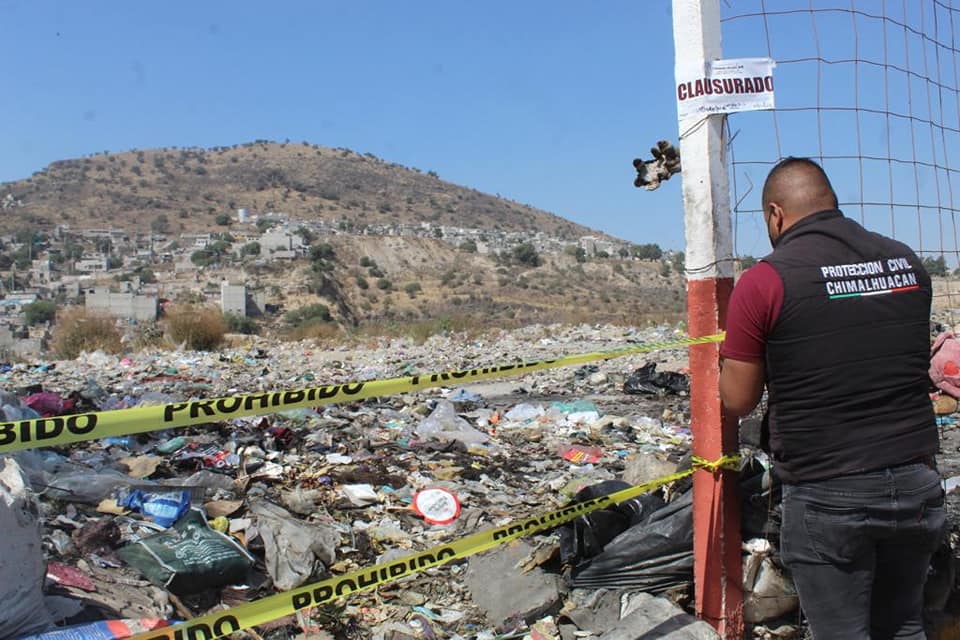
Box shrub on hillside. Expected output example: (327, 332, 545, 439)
(284, 303, 332, 327)
(164, 305, 226, 350)
(511, 242, 541, 267)
(287, 321, 342, 342)
(224, 313, 258, 335)
(309, 243, 335, 261)
(24, 300, 57, 326)
(50, 307, 122, 359)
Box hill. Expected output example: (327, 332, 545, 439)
(1, 141, 605, 240)
(0, 141, 686, 333)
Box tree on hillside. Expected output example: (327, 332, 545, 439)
(134, 267, 157, 284)
(565, 245, 587, 263)
(209, 239, 232, 255)
(191, 249, 216, 267)
(309, 243, 335, 262)
(632, 243, 663, 261)
(923, 255, 948, 277)
(670, 251, 685, 275)
(14, 228, 45, 248)
(24, 300, 56, 326)
(294, 226, 315, 245)
(512, 242, 541, 267)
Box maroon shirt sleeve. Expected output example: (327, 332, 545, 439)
(720, 261, 784, 362)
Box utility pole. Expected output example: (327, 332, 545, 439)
(670, 0, 743, 636)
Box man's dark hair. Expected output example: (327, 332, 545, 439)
(762, 156, 839, 211)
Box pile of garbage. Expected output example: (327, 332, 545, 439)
(0, 323, 825, 639)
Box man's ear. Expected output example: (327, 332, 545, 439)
(768, 203, 784, 229)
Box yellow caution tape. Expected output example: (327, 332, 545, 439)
(131, 453, 740, 640)
(690, 455, 741, 473)
(0, 333, 724, 454)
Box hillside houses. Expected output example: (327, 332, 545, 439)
(2, 213, 630, 285)
(0, 209, 638, 346)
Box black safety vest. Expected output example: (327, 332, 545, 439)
(762, 209, 937, 483)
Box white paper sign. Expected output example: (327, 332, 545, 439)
(676, 57, 776, 120)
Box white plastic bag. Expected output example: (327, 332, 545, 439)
(0, 457, 54, 638)
(415, 401, 490, 444)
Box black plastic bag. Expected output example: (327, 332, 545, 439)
(622, 362, 689, 396)
(569, 489, 694, 593)
(740, 461, 782, 540)
(559, 480, 665, 566)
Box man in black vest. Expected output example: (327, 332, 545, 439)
(719, 157, 943, 639)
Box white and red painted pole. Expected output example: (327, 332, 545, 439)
(670, 0, 743, 636)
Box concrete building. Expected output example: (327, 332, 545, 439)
(260, 228, 304, 256)
(30, 259, 53, 284)
(85, 287, 157, 322)
(269, 249, 298, 260)
(57, 280, 82, 301)
(180, 233, 213, 248)
(80, 228, 126, 241)
(220, 282, 247, 317)
(75, 256, 109, 273)
(0, 326, 43, 357)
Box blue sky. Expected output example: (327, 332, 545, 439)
(1, 1, 957, 258)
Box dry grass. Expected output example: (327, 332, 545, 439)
(164, 305, 226, 351)
(287, 321, 343, 342)
(126, 321, 166, 351)
(357, 312, 500, 345)
(50, 307, 123, 359)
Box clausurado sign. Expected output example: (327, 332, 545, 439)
(676, 57, 776, 120)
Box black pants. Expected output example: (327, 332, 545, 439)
(780, 463, 945, 640)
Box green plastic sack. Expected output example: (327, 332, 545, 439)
(118, 507, 254, 594)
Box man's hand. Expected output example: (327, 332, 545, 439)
(719, 357, 765, 416)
